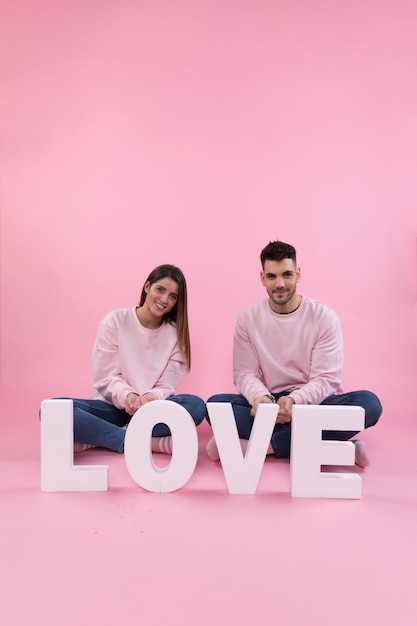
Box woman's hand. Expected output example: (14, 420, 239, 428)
(140, 392, 158, 405)
(125, 392, 142, 416)
(125, 392, 158, 416)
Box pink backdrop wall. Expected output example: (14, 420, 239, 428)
(1, 0, 416, 431)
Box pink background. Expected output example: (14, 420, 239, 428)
(1, 0, 416, 423)
(1, 2, 417, 625)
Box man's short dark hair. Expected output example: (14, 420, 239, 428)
(260, 241, 297, 268)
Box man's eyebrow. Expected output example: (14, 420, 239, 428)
(265, 270, 294, 278)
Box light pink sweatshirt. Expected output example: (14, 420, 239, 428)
(91, 307, 186, 409)
(233, 296, 344, 406)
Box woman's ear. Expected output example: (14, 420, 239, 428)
(144, 281, 150, 293)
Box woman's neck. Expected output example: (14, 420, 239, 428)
(135, 306, 163, 330)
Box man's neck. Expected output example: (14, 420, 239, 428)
(269, 294, 302, 315)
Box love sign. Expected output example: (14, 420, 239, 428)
(40, 400, 364, 498)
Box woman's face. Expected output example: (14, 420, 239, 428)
(143, 277, 179, 318)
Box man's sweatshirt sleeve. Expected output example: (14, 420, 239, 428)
(233, 311, 270, 405)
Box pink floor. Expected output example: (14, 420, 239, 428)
(1, 413, 416, 626)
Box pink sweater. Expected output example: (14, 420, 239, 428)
(91, 307, 186, 409)
(233, 297, 344, 406)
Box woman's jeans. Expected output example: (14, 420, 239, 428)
(205, 390, 382, 458)
(58, 395, 206, 453)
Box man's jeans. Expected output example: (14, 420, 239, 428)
(205, 390, 382, 458)
(57, 395, 206, 453)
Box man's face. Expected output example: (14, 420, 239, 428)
(260, 258, 300, 313)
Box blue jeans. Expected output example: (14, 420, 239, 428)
(56, 395, 206, 453)
(205, 390, 382, 458)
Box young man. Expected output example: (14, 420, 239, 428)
(206, 240, 382, 467)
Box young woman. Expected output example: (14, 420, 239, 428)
(66, 264, 205, 453)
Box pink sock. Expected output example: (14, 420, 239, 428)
(353, 439, 370, 467)
(206, 436, 220, 461)
(206, 436, 274, 461)
(74, 442, 96, 453)
(151, 436, 172, 454)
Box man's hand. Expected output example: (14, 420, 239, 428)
(125, 392, 142, 416)
(250, 395, 275, 417)
(276, 396, 295, 423)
